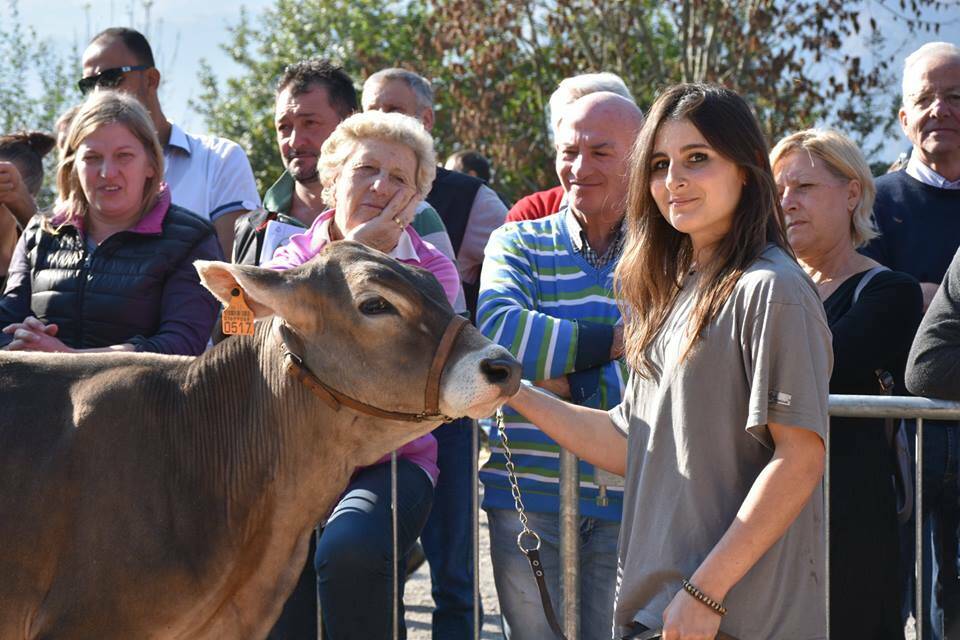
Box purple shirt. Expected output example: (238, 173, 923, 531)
(263, 209, 461, 485)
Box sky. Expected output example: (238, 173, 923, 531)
(12, 0, 960, 163)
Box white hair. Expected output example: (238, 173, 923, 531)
(319, 111, 437, 206)
(548, 72, 635, 134)
(903, 42, 960, 100)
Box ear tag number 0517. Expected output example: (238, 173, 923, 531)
(222, 288, 255, 336)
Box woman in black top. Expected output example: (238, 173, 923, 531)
(772, 128, 923, 639)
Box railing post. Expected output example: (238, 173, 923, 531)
(559, 448, 580, 639)
(472, 420, 481, 640)
(391, 450, 399, 640)
(824, 396, 960, 640)
(916, 418, 924, 640)
(824, 425, 831, 639)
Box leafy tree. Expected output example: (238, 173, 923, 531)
(427, 0, 677, 196)
(0, 0, 79, 206)
(193, 0, 432, 195)
(198, 0, 955, 202)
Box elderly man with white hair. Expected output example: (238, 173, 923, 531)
(506, 72, 636, 223)
(862, 40, 960, 640)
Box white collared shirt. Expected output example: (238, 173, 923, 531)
(163, 123, 262, 222)
(906, 150, 960, 190)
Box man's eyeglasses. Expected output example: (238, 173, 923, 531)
(78, 65, 151, 94)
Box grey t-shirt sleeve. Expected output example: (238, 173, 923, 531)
(741, 300, 832, 449)
(608, 371, 634, 437)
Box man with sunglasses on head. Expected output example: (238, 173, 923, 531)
(80, 27, 260, 258)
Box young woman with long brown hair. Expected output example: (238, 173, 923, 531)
(506, 84, 831, 639)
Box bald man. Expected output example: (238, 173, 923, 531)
(478, 92, 643, 640)
(506, 73, 638, 223)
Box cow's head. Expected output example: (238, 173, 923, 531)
(195, 241, 521, 420)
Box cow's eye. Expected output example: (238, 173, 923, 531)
(359, 297, 394, 315)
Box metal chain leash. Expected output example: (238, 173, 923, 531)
(495, 409, 541, 555)
(495, 408, 567, 639)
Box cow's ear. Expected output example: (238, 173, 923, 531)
(194, 260, 279, 319)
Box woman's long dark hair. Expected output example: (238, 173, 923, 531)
(614, 83, 792, 377)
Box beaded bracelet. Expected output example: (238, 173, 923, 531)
(680, 578, 727, 616)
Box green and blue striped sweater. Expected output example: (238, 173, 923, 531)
(479, 210, 626, 520)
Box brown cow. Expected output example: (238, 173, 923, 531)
(0, 241, 521, 640)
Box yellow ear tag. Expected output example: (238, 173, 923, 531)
(222, 287, 255, 336)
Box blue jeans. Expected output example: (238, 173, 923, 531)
(315, 459, 434, 640)
(901, 422, 960, 640)
(486, 507, 620, 640)
(420, 418, 482, 638)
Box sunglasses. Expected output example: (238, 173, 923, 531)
(78, 65, 151, 94)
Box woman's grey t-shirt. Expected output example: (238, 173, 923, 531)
(609, 245, 831, 639)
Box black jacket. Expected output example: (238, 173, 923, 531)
(0, 204, 221, 354)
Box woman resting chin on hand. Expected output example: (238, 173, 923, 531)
(259, 110, 459, 640)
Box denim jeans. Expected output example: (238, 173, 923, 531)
(315, 459, 435, 640)
(486, 507, 620, 640)
(420, 418, 482, 638)
(901, 421, 960, 640)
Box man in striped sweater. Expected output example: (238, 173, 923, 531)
(478, 92, 643, 640)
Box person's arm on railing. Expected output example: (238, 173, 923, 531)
(906, 247, 960, 400)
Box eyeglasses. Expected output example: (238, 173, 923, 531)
(77, 65, 151, 94)
(907, 89, 960, 110)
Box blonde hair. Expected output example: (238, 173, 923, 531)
(318, 111, 436, 207)
(770, 128, 878, 248)
(56, 91, 163, 226)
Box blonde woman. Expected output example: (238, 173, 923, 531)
(0, 91, 219, 354)
(508, 84, 831, 639)
(772, 128, 922, 639)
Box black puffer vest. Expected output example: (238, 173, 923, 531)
(426, 167, 482, 256)
(20, 205, 217, 349)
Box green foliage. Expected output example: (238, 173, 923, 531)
(197, 0, 951, 202)
(0, 0, 79, 206)
(192, 0, 432, 196)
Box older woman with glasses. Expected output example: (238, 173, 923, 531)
(0, 91, 220, 355)
(772, 128, 923, 638)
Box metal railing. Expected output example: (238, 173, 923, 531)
(827, 395, 960, 640)
(555, 395, 960, 640)
(332, 394, 960, 640)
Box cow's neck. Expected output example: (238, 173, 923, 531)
(176, 321, 434, 536)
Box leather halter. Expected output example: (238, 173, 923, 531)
(279, 314, 469, 423)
